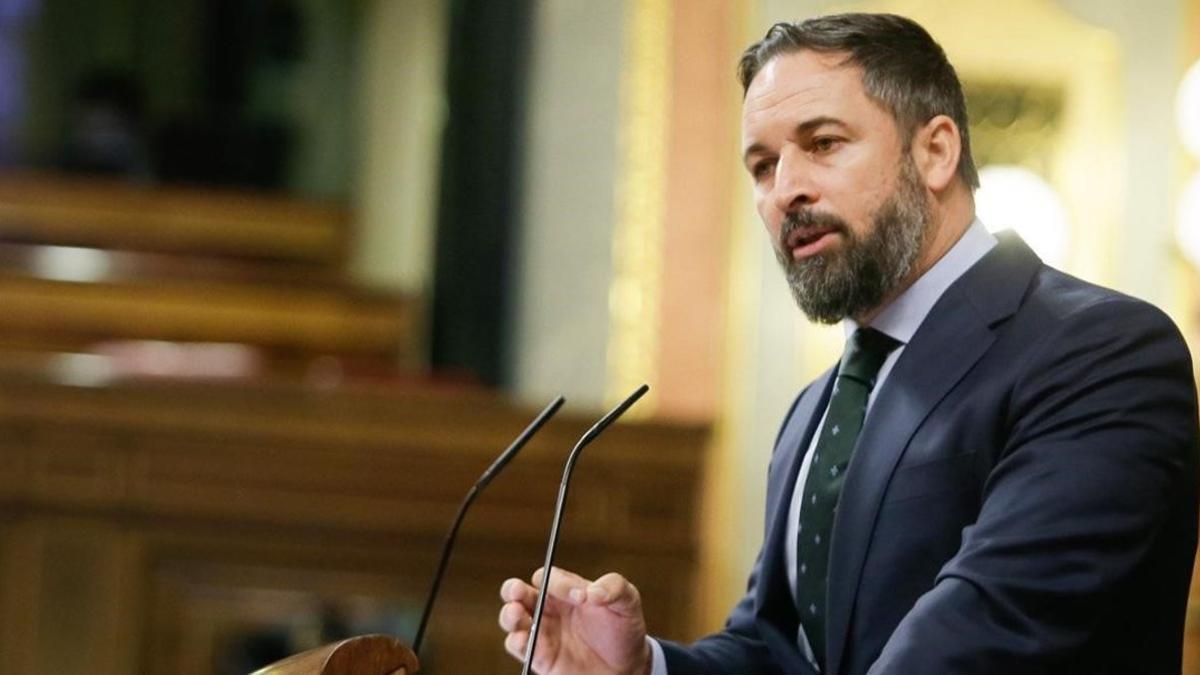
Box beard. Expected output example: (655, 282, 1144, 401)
(774, 158, 931, 324)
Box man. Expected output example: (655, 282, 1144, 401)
(498, 13, 1199, 674)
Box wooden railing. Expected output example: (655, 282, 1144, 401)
(0, 172, 348, 263)
(0, 171, 419, 365)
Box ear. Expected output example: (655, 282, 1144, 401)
(910, 114, 961, 193)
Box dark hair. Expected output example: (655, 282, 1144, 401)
(738, 13, 979, 189)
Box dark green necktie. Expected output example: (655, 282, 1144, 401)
(795, 327, 900, 669)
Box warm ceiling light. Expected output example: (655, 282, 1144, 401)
(1176, 172, 1200, 270)
(1177, 59, 1200, 159)
(976, 164, 1070, 267)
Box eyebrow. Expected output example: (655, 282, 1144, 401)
(742, 116, 851, 165)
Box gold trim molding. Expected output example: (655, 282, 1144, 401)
(606, 0, 673, 409)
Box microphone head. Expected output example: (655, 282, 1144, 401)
(578, 384, 649, 447)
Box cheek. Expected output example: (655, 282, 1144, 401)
(828, 175, 889, 231)
(757, 201, 782, 240)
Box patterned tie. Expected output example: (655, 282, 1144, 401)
(795, 327, 900, 669)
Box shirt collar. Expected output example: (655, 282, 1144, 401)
(843, 217, 997, 344)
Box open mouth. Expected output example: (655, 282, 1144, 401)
(785, 226, 840, 258)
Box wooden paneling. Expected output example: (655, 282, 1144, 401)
(0, 520, 39, 675)
(0, 369, 707, 674)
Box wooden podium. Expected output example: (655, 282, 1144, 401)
(251, 635, 419, 675)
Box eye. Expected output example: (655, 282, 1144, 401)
(812, 136, 842, 154)
(750, 159, 775, 182)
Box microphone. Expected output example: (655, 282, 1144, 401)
(521, 384, 649, 675)
(412, 395, 566, 656)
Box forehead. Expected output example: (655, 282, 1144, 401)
(741, 50, 877, 140)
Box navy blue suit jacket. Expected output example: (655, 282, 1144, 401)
(660, 234, 1199, 674)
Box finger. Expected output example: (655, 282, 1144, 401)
(501, 577, 538, 607)
(587, 572, 643, 616)
(505, 628, 554, 672)
(532, 566, 592, 605)
(504, 629, 528, 662)
(498, 601, 532, 632)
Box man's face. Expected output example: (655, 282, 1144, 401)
(741, 50, 931, 323)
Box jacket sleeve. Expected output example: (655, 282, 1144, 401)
(656, 554, 794, 674)
(868, 298, 1200, 673)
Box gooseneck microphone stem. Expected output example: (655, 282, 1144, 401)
(521, 384, 649, 675)
(412, 395, 565, 656)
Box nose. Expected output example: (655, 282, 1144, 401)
(771, 145, 818, 214)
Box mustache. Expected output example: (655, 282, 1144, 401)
(779, 210, 850, 250)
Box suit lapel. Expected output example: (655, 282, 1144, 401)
(824, 233, 1041, 675)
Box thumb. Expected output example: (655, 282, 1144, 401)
(586, 572, 644, 618)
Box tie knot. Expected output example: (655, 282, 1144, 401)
(839, 328, 900, 387)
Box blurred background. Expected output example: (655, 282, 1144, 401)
(0, 0, 1197, 672)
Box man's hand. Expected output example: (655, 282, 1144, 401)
(498, 566, 652, 675)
